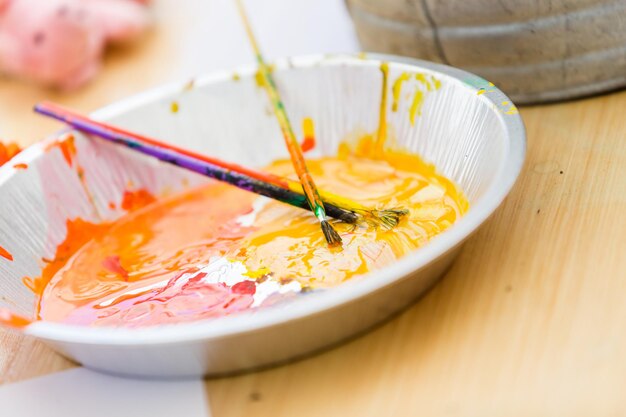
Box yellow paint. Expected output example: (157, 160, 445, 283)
(254, 69, 265, 87)
(300, 117, 316, 152)
(34, 136, 468, 327)
(390, 72, 441, 125)
(303, 117, 315, 138)
(170, 101, 179, 113)
(431, 76, 442, 90)
(415, 74, 433, 91)
(243, 266, 271, 279)
(376, 62, 390, 154)
(232, 72, 241, 81)
(505, 106, 519, 115)
(392, 73, 411, 112)
(253, 64, 275, 87)
(474, 84, 518, 115)
(476, 81, 497, 96)
(409, 90, 424, 125)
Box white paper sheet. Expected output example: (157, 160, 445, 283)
(155, 0, 360, 81)
(0, 368, 210, 417)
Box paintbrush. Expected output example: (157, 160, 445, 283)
(35, 102, 407, 229)
(34, 104, 359, 224)
(235, 0, 343, 245)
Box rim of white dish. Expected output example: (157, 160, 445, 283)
(17, 53, 526, 345)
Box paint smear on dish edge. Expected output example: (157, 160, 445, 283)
(300, 117, 316, 152)
(391, 71, 442, 125)
(0, 141, 22, 167)
(0, 245, 13, 261)
(0, 308, 32, 329)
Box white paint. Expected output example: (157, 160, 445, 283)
(253, 279, 302, 307)
(97, 256, 303, 311)
(235, 196, 270, 227)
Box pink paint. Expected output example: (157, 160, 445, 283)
(61, 269, 256, 327)
(102, 255, 129, 281)
(232, 280, 256, 295)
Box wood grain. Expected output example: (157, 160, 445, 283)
(205, 90, 626, 416)
(1, 1, 625, 415)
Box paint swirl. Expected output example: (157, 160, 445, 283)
(33, 137, 468, 327)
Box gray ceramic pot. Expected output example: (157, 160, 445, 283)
(347, 0, 626, 103)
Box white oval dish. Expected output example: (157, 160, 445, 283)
(0, 54, 525, 378)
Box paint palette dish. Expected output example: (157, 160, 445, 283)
(0, 54, 525, 378)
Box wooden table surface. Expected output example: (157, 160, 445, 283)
(1, 1, 625, 416)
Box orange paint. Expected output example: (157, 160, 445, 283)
(300, 117, 316, 152)
(45, 133, 77, 167)
(0, 308, 31, 329)
(23, 218, 110, 297)
(32, 138, 468, 327)
(59, 136, 77, 167)
(300, 137, 315, 152)
(13, 163, 28, 170)
(183, 79, 195, 91)
(41, 103, 292, 191)
(121, 189, 157, 211)
(0, 245, 13, 261)
(0, 141, 21, 167)
(43, 134, 99, 216)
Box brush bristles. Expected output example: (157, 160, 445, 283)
(324, 203, 359, 224)
(321, 220, 342, 246)
(337, 210, 359, 224)
(372, 208, 409, 230)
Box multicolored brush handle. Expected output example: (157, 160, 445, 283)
(235, 0, 331, 226)
(34, 104, 358, 224)
(36, 102, 371, 216)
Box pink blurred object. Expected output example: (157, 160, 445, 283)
(0, 0, 151, 89)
